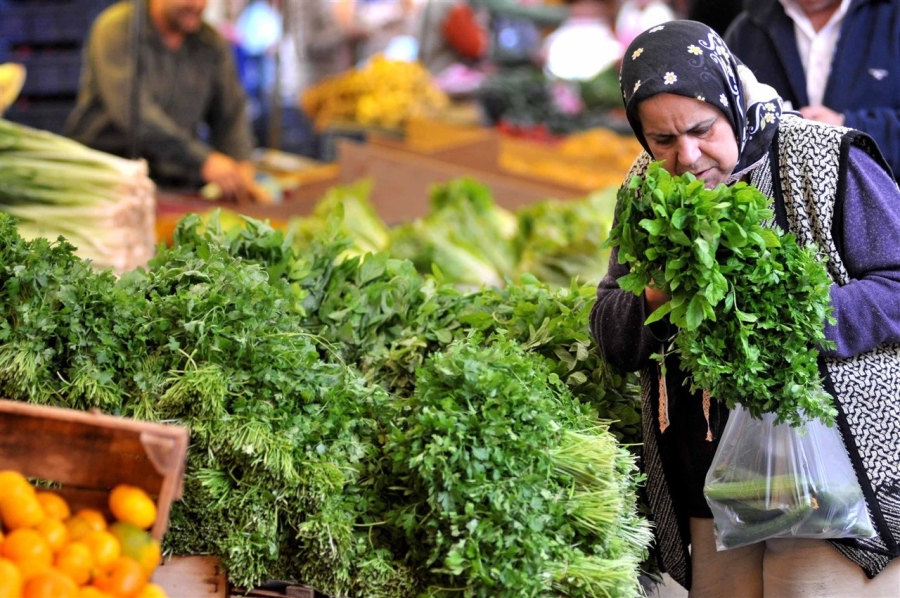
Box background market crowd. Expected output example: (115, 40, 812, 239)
(59, 0, 745, 198)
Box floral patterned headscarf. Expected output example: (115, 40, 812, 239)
(620, 20, 783, 181)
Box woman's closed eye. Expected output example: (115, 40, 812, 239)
(650, 134, 676, 146)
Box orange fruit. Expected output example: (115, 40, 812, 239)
(0, 471, 31, 499)
(55, 541, 95, 586)
(0, 488, 45, 530)
(22, 569, 78, 598)
(66, 516, 93, 542)
(134, 583, 168, 598)
(1, 528, 53, 566)
(78, 588, 114, 598)
(108, 487, 156, 531)
(35, 492, 70, 521)
(74, 509, 107, 532)
(35, 518, 68, 552)
(92, 556, 146, 598)
(0, 557, 23, 598)
(108, 523, 160, 577)
(81, 530, 120, 572)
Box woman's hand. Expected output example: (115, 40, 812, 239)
(644, 286, 671, 313)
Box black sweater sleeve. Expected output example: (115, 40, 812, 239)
(589, 243, 674, 373)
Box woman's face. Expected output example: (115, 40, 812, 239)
(637, 93, 739, 188)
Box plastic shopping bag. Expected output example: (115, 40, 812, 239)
(704, 405, 875, 551)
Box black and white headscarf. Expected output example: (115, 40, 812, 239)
(619, 20, 784, 182)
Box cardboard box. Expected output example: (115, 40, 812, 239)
(336, 138, 582, 224)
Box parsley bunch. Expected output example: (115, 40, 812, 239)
(607, 163, 837, 427)
(388, 335, 650, 597)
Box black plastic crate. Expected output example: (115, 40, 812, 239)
(14, 48, 83, 96)
(0, 0, 115, 46)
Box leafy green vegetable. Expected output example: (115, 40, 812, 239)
(286, 179, 390, 260)
(606, 162, 837, 427)
(389, 220, 505, 288)
(387, 334, 650, 597)
(0, 209, 647, 595)
(515, 187, 617, 286)
(388, 179, 518, 288)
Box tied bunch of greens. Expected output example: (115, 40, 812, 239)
(607, 162, 837, 427)
(0, 118, 155, 273)
(387, 335, 650, 598)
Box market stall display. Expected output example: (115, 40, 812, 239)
(203, 176, 617, 290)
(301, 55, 449, 132)
(0, 206, 647, 596)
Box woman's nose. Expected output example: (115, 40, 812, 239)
(676, 137, 702, 170)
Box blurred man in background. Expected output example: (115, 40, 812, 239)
(66, 0, 271, 202)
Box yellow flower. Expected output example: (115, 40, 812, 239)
(688, 45, 703, 56)
(632, 48, 644, 60)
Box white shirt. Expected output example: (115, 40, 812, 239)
(778, 0, 852, 107)
(543, 18, 622, 81)
(615, 0, 676, 50)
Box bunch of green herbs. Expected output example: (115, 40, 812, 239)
(606, 162, 836, 427)
(0, 209, 648, 595)
(387, 334, 650, 597)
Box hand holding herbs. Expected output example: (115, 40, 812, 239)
(606, 162, 837, 427)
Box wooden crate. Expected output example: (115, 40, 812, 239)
(0, 398, 188, 541)
(151, 556, 228, 598)
(151, 555, 327, 598)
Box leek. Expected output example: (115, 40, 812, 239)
(0, 118, 155, 273)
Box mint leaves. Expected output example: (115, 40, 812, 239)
(607, 162, 837, 427)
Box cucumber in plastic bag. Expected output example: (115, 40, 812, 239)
(704, 405, 876, 550)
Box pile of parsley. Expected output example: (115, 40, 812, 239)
(606, 162, 836, 427)
(388, 335, 650, 597)
(0, 211, 647, 596)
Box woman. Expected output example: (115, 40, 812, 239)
(589, 20, 900, 597)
